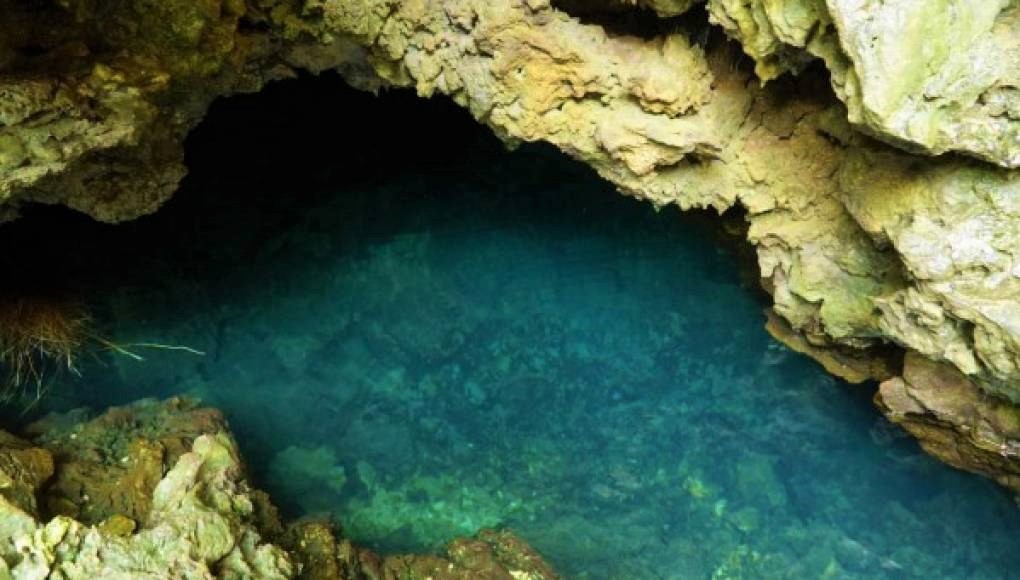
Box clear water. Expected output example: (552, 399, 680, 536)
(6, 77, 1019, 579)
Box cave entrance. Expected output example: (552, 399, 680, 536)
(2, 73, 1019, 577)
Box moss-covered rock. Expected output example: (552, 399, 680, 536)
(706, 0, 1019, 167)
(0, 397, 560, 578)
(24, 396, 228, 525)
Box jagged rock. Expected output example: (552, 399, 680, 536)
(838, 149, 1020, 403)
(706, 0, 1019, 167)
(0, 432, 296, 578)
(0, 0, 280, 222)
(877, 352, 1020, 493)
(24, 396, 228, 525)
(706, 0, 829, 82)
(0, 398, 559, 578)
(285, 520, 559, 580)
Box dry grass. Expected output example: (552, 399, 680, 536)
(0, 293, 91, 403)
(0, 289, 205, 407)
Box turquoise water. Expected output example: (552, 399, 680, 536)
(6, 77, 1020, 578)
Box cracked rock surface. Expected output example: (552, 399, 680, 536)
(877, 352, 1020, 493)
(0, 0, 1018, 492)
(707, 0, 1019, 168)
(0, 398, 558, 579)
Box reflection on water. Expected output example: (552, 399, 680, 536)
(8, 76, 1019, 579)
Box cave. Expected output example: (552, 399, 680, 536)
(2, 0, 1020, 576)
(1, 72, 1018, 578)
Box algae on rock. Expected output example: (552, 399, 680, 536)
(878, 352, 1020, 493)
(0, 397, 559, 579)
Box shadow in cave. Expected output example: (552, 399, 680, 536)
(0, 71, 771, 551)
(0, 70, 754, 444)
(0, 72, 746, 295)
(0, 70, 756, 350)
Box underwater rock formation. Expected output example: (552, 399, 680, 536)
(0, 0, 1017, 492)
(0, 398, 558, 579)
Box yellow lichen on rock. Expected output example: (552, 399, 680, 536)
(706, 0, 1019, 167)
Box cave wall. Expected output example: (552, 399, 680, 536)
(0, 0, 1018, 490)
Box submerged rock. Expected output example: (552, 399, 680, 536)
(285, 521, 558, 580)
(23, 397, 228, 525)
(0, 397, 558, 579)
(0, 0, 1017, 492)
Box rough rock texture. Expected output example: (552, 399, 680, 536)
(24, 397, 229, 525)
(0, 0, 1017, 490)
(838, 151, 1020, 403)
(0, 398, 558, 579)
(707, 0, 1019, 167)
(285, 521, 558, 580)
(0, 430, 296, 578)
(877, 352, 1020, 493)
(0, 0, 277, 221)
(0, 430, 53, 518)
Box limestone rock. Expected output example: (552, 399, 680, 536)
(0, 397, 560, 579)
(825, 0, 1019, 168)
(0, 0, 281, 222)
(838, 149, 1020, 403)
(25, 397, 229, 525)
(706, 0, 830, 82)
(706, 0, 1019, 167)
(877, 352, 1020, 493)
(0, 432, 296, 578)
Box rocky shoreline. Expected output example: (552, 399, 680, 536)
(0, 397, 558, 578)
(0, 0, 1017, 547)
